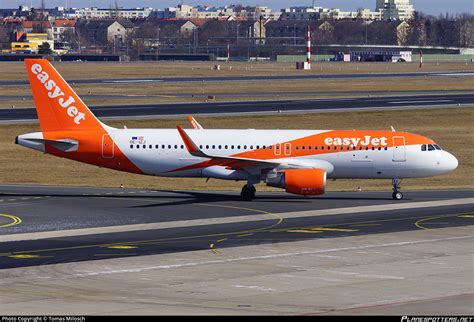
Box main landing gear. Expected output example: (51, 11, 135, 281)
(241, 184, 256, 201)
(392, 178, 403, 200)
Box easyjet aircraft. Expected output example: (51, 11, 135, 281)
(16, 59, 458, 201)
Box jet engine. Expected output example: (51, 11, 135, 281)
(266, 168, 326, 196)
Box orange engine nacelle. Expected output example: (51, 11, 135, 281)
(266, 169, 326, 196)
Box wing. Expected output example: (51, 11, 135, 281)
(176, 126, 281, 171)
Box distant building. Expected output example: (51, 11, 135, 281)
(64, 7, 153, 19)
(10, 32, 54, 53)
(152, 4, 280, 21)
(281, 6, 383, 21)
(51, 19, 76, 42)
(21, 21, 53, 40)
(77, 19, 134, 45)
(377, 0, 415, 20)
(241, 20, 266, 44)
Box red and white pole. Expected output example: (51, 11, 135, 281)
(306, 24, 311, 70)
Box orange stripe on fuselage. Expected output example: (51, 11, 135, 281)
(168, 130, 433, 173)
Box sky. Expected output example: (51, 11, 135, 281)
(0, 0, 472, 16)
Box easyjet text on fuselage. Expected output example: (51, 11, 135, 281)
(324, 136, 388, 147)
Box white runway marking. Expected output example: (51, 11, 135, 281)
(389, 100, 453, 104)
(71, 235, 473, 277)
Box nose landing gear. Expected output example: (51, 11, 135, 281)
(392, 178, 403, 200)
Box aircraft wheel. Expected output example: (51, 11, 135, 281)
(392, 191, 403, 200)
(241, 185, 256, 201)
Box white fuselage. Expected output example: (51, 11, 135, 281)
(107, 128, 458, 181)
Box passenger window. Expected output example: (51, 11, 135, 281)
(206, 145, 209, 149)
(238, 145, 241, 149)
(168, 145, 171, 149)
(162, 145, 165, 149)
(244, 145, 247, 149)
(263, 145, 266, 149)
(295, 146, 299, 150)
(321, 146, 324, 150)
(130, 145, 133, 149)
(149, 145, 152, 149)
(250, 145, 253, 149)
(269, 146, 272, 150)
(384, 147, 388, 151)
(143, 145, 146, 149)
(136, 145, 139, 149)
(231, 145, 234, 149)
(155, 145, 159, 149)
(315, 146, 318, 150)
(225, 145, 228, 149)
(200, 145, 203, 149)
(218, 145, 222, 149)
(181, 145, 184, 149)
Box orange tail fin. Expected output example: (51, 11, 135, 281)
(25, 59, 105, 132)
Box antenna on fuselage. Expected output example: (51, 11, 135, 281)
(391, 126, 396, 132)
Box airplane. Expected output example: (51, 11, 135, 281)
(16, 59, 459, 201)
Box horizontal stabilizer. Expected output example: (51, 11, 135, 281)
(16, 132, 78, 152)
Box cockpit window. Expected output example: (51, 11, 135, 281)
(421, 144, 427, 151)
(433, 144, 442, 150)
(428, 144, 435, 151)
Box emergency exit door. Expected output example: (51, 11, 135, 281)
(392, 136, 406, 162)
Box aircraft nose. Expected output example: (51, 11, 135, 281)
(441, 151, 458, 172)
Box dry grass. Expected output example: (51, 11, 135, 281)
(1, 76, 473, 109)
(0, 107, 472, 192)
(0, 61, 473, 81)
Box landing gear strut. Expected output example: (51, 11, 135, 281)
(241, 184, 256, 201)
(392, 178, 403, 200)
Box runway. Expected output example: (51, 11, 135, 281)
(1, 70, 473, 87)
(0, 185, 472, 270)
(1, 93, 473, 123)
